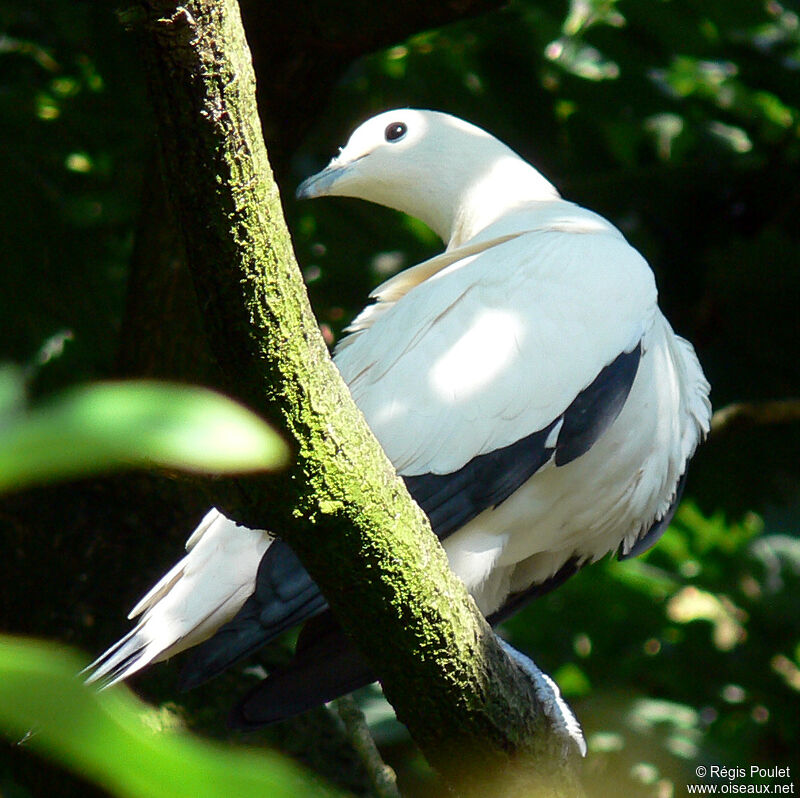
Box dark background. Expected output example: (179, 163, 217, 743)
(1, 1, 798, 795)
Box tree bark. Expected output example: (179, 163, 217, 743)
(130, 0, 584, 793)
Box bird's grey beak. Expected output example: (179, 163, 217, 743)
(295, 163, 344, 200)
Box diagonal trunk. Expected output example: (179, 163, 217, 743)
(121, 0, 585, 793)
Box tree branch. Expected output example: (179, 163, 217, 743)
(238, 0, 507, 176)
(334, 697, 401, 798)
(130, 0, 584, 793)
(711, 399, 800, 435)
(118, 0, 507, 380)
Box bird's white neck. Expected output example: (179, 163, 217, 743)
(445, 157, 560, 248)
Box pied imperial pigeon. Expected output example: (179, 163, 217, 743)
(88, 109, 711, 731)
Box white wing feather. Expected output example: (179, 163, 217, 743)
(334, 203, 658, 476)
(85, 509, 270, 686)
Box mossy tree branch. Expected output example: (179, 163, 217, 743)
(131, 0, 584, 793)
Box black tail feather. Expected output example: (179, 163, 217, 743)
(228, 612, 375, 730)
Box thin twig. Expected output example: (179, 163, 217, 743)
(711, 399, 800, 435)
(334, 696, 401, 798)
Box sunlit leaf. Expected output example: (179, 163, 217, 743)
(708, 120, 752, 153)
(626, 699, 701, 760)
(666, 586, 747, 651)
(0, 380, 289, 492)
(644, 112, 685, 160)
(545, 38, 620, 81)
(0, 636, 340, 798)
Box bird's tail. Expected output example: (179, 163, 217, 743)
(228, 611, 376, 729)
(84, 508, 270, 687)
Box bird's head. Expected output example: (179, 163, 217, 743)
(296, 109, 558, 246)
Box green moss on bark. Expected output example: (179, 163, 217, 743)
(134, 0, 585, 793)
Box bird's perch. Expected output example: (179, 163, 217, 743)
(130, 0, 584, 794)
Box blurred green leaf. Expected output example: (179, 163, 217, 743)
(0, 378, 289, 492)
(0, 636, 340, 798)
(626, 698, 701, 760)
(552, 662, 592, 697)
(0, 365, 26, 418)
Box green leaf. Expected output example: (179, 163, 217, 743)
(0, 380, 289, 492)
(0, 635, 340, 798)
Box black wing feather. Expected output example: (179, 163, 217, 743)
(403, 421, 559, 540)
(404, 343, 642, 540)
(618, 469, 688, 560)
(555, 344, 641, 466)
(229, 612, 374, 730)
(488, 558, 582, 626)
(228, 557, 584, 728)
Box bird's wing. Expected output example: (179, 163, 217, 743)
(334, 221, 658, 478)
(338, 231, 526, 342)
(402, 342, 641, 539)
(228, 611, 375, 730)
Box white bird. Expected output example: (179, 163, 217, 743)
(87, 109, 710, 731)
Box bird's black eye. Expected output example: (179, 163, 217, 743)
(384, 122, 407, 142)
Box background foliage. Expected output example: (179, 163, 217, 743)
(1, 0, 798, 795)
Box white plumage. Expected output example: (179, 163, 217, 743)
(88, 110, 710, 711)
(337, 225, 654, 475)
(85, 509, 268, 684)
